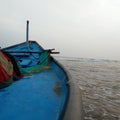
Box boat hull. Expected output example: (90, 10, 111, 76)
(0, 41, 83, 120)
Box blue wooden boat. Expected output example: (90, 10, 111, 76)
(0, 21, 83, 120)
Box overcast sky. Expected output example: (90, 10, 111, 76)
(0, 0, 120, 60)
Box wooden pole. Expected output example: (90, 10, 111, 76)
(26, 20, 29, 48)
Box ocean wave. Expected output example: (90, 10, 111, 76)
(54, 56, 119, 62)
(58, 59, 120, 120)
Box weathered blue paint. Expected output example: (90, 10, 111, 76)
(0, 41, 69, 120)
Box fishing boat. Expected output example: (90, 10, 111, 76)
(0, 21, 83, 120)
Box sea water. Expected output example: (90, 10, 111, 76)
(55, 57, 120, 120)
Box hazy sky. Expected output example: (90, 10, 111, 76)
(0, 0, 120, 60)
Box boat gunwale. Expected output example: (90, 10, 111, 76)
(52, 57, 84, 120)
(2, 40, 43, 51)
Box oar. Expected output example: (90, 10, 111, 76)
(3, 49, 60, 54)
(49, 51, 60, 54)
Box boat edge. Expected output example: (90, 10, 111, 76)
(52, 57, 84, 120)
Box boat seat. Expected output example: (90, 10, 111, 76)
(20, 59, 32, 68)
(14, 54, 30, 57)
